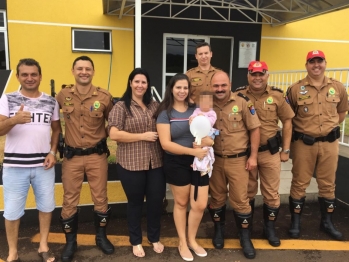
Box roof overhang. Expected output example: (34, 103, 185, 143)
(103, 0, 349, 26)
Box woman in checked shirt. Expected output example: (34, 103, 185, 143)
(108, 68, 165, 258)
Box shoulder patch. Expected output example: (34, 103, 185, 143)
(271, 86, 284, 93)
(235, 86, 247, 92)
(237, 92, 250, 102)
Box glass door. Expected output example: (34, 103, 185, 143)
(162, 34, 209, 96)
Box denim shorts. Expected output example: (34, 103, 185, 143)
(3, 166, 55, 220)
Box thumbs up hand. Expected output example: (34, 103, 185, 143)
(15, 104, 31, 124)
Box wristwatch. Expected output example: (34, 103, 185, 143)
(282, 149, 290, 154)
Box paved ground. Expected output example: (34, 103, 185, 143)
(0, 201, 348, 262)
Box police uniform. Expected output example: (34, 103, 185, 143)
(236, 85, 294, 206)
(287, 76, 348, 240)
(186, 66, 221, 103)
(207, 91, 260, 257)
(236, 84, 294, 247)
(56, 84, 115, 259)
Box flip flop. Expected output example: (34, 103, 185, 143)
(38, 249, 56, 262)
(133, 244, 145, 257)
(149, 241, 164, 253)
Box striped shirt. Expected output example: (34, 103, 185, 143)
(108, 100, 163, 171)
(0, 91, 60, 167)
(156, 106, 196, 153)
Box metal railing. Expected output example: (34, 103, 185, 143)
(151, 86, 163, 102)
(268, 68, 349, 147)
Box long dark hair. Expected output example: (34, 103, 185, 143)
(119, 68, 152, 115)
(154, 73, 195, 118)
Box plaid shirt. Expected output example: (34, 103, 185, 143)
(108, 100, 163, 171)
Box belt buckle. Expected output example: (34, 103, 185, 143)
(222, 155, 228, 158)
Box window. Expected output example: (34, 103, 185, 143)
(72, 29, 112, 53)
(0, 11, 9, 70)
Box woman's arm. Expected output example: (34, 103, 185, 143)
(157, 123, 207, 158)
(109, 126, 158, 143)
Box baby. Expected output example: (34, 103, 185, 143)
(189, 91, 217, 177)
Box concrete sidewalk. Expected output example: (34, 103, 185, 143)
(165, 159, 319, 211)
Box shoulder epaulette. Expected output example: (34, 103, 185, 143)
(186, 67, 196, 73)
(62, 84, 74, 89)
(235, 86, 247, 92)
(237, 92, 250, 101)
(329, 77, 340, 83)
(96, 87, 111, 96)
(271, 86, 284, 93)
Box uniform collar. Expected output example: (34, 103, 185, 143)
(214, 91, 232, 108)
(195, 65, 215, 73)
(303, 75, 330, 87)
(246, 84, 270, 95)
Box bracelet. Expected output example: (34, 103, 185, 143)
(49, 151, 56, 158)
(211, 141, 215, 146)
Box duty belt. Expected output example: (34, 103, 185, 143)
(294, 130, 339, 143)
(258, 144, 269, 152)
(214, 151, 247, 158)
(66, 146, 98, 156)
(64, 138, 110, 159)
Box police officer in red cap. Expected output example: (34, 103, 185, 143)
(286, 50, 348, 240)
(235, 61, 294, 247)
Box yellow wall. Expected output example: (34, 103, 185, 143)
(260, 8, 349, 71)
(6, 0, 134, 97)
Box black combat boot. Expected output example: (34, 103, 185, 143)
(207, 204, 226, 249)
(318, 197, 343, 240)
(263, 204, 280, 247)
(60, 213, 78, 262)
(94, 207, 115, 254)
(233, 211, 256, 259)
(288, 196, 305, 239)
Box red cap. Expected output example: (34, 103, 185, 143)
(248, 61, 268, 74)
(306, 50, 325, 61)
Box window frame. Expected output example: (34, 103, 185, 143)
(0, 10, 9, 70)
(72, 28, 112, 53)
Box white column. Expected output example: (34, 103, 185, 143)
(135, 0, 141, 67)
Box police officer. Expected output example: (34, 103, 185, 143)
(235, 61, 294, 247)
(208, 71, 261, 259)
(286, 50, 348, 240)
(56, 56, 114, 261)
(186, 42, 221, 103)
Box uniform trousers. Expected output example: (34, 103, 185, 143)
(61, 153, 108, 218)
(209, 155, 251, 213)
(117, 163, 166, 245)
(248, 150, 281, 207)
(290, 139, 339, 199)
